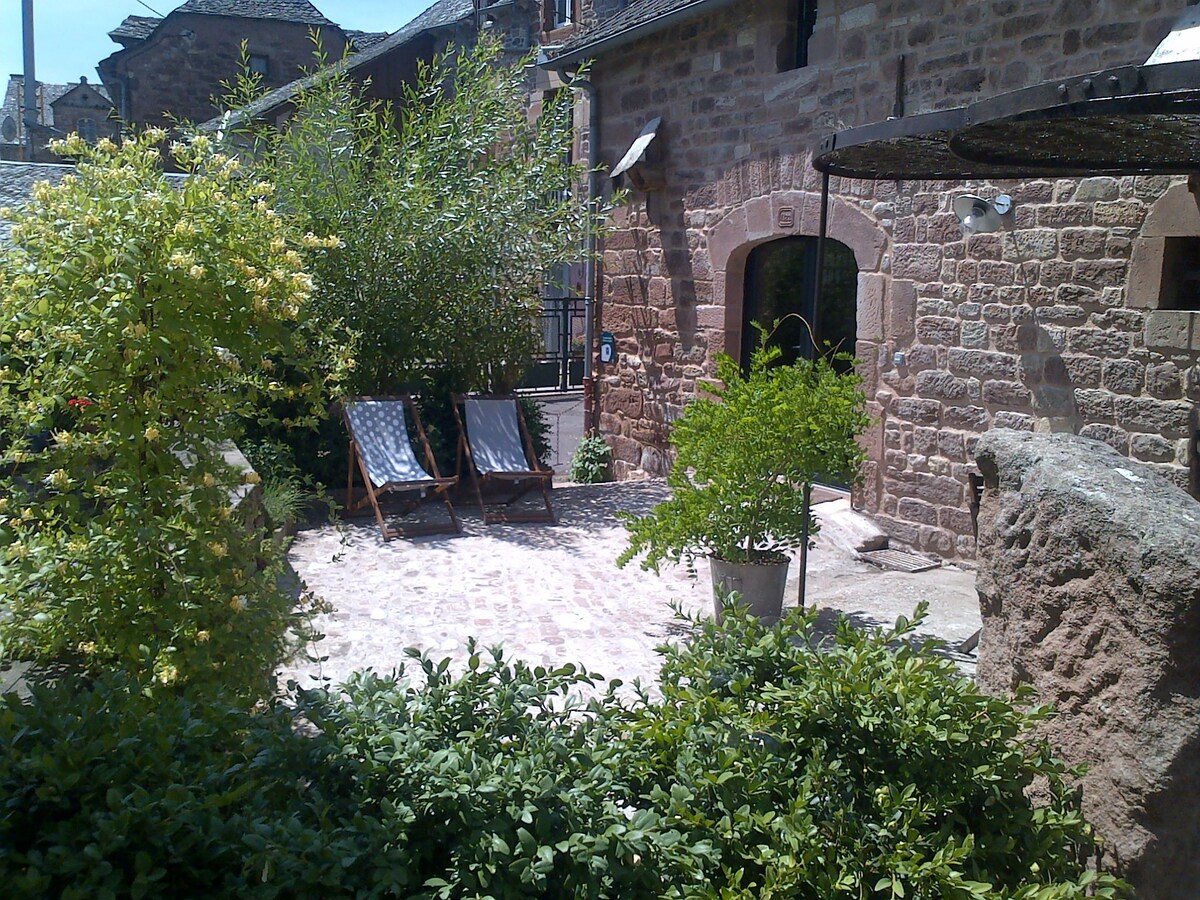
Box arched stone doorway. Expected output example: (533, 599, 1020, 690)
(741, 236, 859, 373)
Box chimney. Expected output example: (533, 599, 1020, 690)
(22, 0, 37, 160)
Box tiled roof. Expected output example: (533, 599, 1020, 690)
(0, 162, 77, 243)
(1, 77, 77, 146)
(551, 0, 728, 65)
(108, 14, 162, 42)
(347, 30, 392, 51)
(174, 0, 338, 27)
(204, 0, 473, 129)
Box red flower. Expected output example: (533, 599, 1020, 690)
(68, 397, 94, 408)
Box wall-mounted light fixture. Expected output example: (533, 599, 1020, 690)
(953, 193, 1013, 235)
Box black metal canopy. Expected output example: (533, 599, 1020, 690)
(813, 59, 1200, 181)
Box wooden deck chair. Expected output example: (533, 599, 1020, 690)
(342, 396, 460, 540)
(453, 395, 555, 524)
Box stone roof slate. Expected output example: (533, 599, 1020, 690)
(205, 0, 473, 128)
(552, 0, 722, 63)
(0, 162, 76, 243)
(346, 30, 392, 51)
(174, 0, 338, 27)
(108, 14, 162, 42)
(1, 77, 82, 146)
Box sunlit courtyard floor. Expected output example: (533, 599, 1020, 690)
(279, 480, 982, 694)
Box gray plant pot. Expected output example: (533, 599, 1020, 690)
(709, 556, 790, 624)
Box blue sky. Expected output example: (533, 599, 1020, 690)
(2, 1, 431, 86)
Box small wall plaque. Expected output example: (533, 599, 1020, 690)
(778, 206, 796, 229)
(599, 331, 616, 364)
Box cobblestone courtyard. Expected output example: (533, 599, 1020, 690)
(279, 481, 981, 692)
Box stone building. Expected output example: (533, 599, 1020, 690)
(0, 76, 116, 162)
(546, 0, 1200, 560)
(97, 0, 387, 129)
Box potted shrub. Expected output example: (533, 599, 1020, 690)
(617, 332, 869, 622)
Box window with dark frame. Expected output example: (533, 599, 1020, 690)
(550, 0, 572, 29)
(249, 54, 270, 78)
(782, 0, 819, 71)
(77, 117, 98, 144)
(1161, 236, 1200, 311)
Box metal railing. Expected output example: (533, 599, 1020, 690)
(520, 297, 588, 393)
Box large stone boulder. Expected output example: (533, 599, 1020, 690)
(973, 430, 1200, 898)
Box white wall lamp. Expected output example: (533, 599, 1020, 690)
(953, 193, 1013, 234)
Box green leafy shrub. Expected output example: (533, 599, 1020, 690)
(619, 334, 870, 574)
(221, 38, 609, 397)
(569, 433, 612, 483)
(0, 612, 1122, 899)
(622, 604, 1124, 899)
(0, 130, 352, 699)
(0, 675, 372, 899)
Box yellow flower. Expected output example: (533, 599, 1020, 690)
(269, 236, 286, 254)
(0, 498, 8, 513)
(145, 127, 169, 143)
(188, 264, 206, 280)
(144, 426, 161, 442)
(208, 541, 228, 559)
(16, 330, 33, 343)
(156, 664, 179, 685)
(78, 641, 98, 655)
(243, 471, 262, 485)
(230, 595, 246, 613)
(53, 430, 73, 448)
(169, 251, 195, 269)
(47, 469, 71, 490)
(196, 630, 211, 643)
(202, 472, 217, 488)
(173, 221, 196, 238)
(96, 137, 117, 153)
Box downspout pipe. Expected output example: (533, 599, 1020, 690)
(568, 74, 601, 432)
(22, 0, 37, 161)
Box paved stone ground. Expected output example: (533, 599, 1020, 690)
(279, 481, 981, 693)
(534, 391, 586, 476)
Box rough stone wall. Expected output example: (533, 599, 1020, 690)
(50, 83, 120, 145)
(589, 0, 1198, 558)
(973, 429, 1200, 897)
(107, 14, 348, 127)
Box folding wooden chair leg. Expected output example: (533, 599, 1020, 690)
(355, 447, 394, 541)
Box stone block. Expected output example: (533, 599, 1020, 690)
(1146, 363, 1183, 400)
(915, 316, 959, 345)
(973, 430, 1200, 894)
(1130, 433, 1176, 463)
(1073, 176, 1121, 202)
(948, 348, 1018, 380)
(1114, 397, 1193, 437)
(993, 411, 1035, 431)
(942, 405, 989, 430)
(916, 370, 969, 400)
(1101, 359, 1145, 396)
(893, 397, 941, 424)
(982, 380, 1033, 408)
(892, 244, 943, 281)
(1078, 422, 1128, 452)
(1144, 310, 1195, 351)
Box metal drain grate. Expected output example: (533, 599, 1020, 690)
(858, 549, 941, 573)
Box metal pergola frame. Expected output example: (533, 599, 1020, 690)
(795, 58, 1200, 606)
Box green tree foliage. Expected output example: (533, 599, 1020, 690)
(620, 335, 871, 573)
(0, 610, 1123, 899)
(0, 130, 352, 699)
(223, 38, 607, 397)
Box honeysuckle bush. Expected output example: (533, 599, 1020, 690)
(0, 129, 353, 699)
(216, 38, 610, 482)
(619, 334, 871, 574)
(0, 607, 1123, 899)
